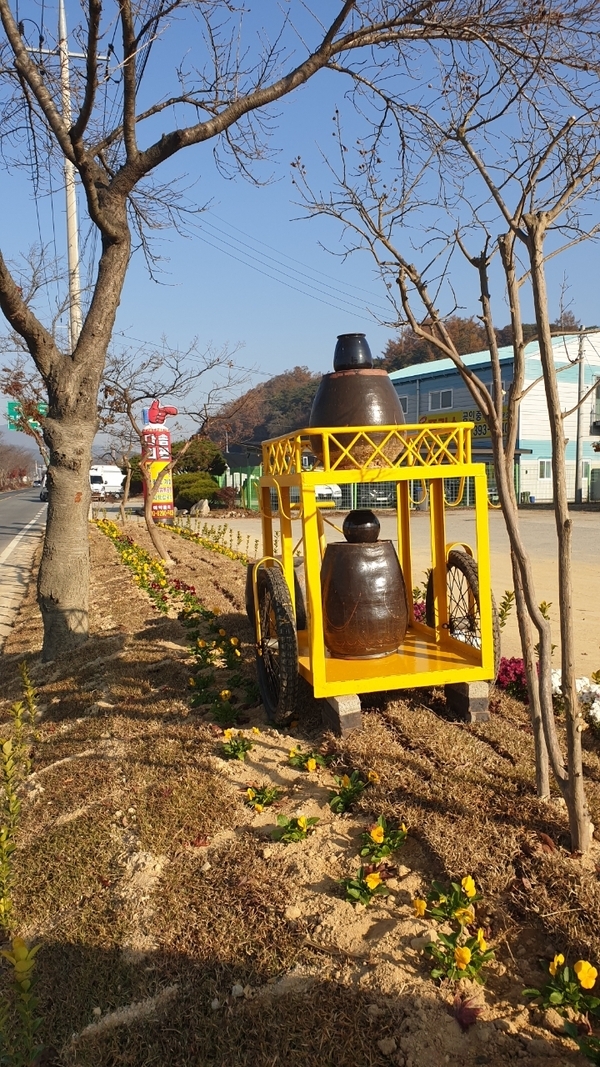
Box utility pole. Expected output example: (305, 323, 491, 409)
(58, 0, 82, 351)
(575, 328, 586, 505)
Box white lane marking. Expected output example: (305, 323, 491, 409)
(0, 507, 46, 565)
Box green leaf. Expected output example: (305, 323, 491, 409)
(549, 991, 564, 1005)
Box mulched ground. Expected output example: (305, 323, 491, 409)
(1, 520, 599, 1066)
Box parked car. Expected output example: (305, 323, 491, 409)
(315, 484, 342, 506)
(359, 483, 395, 508)
(274, 483, 343, 510)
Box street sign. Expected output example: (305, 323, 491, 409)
(6, 400, 48, 432)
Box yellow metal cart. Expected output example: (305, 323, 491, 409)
(249, 421, 498, 724)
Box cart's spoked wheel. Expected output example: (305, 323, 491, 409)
(425, 549, 501, 678)
(255, 567, 299, 724)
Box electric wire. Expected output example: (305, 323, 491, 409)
(197, 214, 391, 317)
(207, 210, 391, 303)
(193, 228, 379, 316)
(111, 330, 274, 378)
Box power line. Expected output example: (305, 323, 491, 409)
(207, 209, 390, 304)
(194, 228, 377, 317)
(111, 331, 274, 377)
(199, 213, 391, 315)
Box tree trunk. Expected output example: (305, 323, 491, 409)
(527, 218, 590, 851)
(120, 463, 132, 524)
(511, 553, 550, 797)
(38, 418, 95, 660)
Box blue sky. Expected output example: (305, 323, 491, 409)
(2, 1, 600, 442)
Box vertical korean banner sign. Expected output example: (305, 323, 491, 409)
(141, 404, 176, 519)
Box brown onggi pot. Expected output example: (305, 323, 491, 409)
(309, 368, 405, 467)
(321, 540, 408, 659)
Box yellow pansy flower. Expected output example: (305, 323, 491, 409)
(575, 960, 598, 990)
(219, 628, 227, 637)
(230, 636, 240, 646)
(254, 803, 264, 813)
(341, 774, 351, 789)
(365, 872, 382, 891)
(476, 928, 488, 953)
(549, 953, 565, 977)
(401, 823, 407, 833)
(297, 816, 308, 831)
(251, 727, 260, 735)
(220, 689, 231, 701)
(368, 770, 380, 783)
(454, 946, 472, 970)
(188, 677, 196, 687)
(370, 825, 385, 844)
(289, 749, 296, 758)
(246, 788, 256, 800)
(223, 729, 233, 741)
(461, 875, 476, 898)
(306, 758, 317, 773)
(454, 906, 475, 927)
(412, 898, 427, 918)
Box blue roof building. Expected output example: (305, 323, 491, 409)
(389, 335, 600, 504)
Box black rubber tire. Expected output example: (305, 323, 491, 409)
(255, 567, 299, 723)
(425, 549, 501, 678)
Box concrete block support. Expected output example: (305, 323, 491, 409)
(321, 694, 362, 737)
(444, 681, 490, 723)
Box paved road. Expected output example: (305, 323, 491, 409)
(0, 489, 46, 649)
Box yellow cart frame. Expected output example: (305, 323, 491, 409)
(256, 422, 495, 701)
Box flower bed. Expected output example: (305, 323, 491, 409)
(95, 519, 257, 713)
(158, 520, 254, 566)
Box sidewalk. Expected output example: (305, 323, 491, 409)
(0, 506, 46, 650)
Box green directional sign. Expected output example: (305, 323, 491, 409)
(6, 400, 48, 432)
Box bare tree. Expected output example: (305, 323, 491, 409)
(101, 339, 247, 561)
(293, 90, 600, 849)
(0, 1, 598, 658)
(0, 353, 50, 465)
(0, 431, 33, 489)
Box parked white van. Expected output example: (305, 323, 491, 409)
(89, 465, 125, 498)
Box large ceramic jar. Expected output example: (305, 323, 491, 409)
(309, 333, 405, 468)
(320, 540, 408, 659)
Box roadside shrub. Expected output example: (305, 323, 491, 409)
(213, 486, 238, 509)
(173, 472, 219, 510)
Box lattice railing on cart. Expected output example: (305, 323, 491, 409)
(262, 423, 473, 476)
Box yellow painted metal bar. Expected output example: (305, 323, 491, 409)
(260, 484, 274, 560)
(251, 556, 284, 648)
(397, 481, 414, 623)
(474, 469, 495, 678)
(278, 484, 296, 621)
(429, 479, 448, 642)
(301, 483, 327, 693)
(316, 508, 327, 559)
